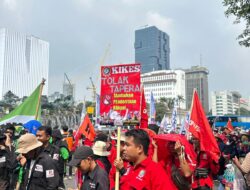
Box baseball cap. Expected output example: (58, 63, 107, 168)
(68, 146, 94, 166)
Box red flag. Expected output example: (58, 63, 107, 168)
(140, 87, 148, 129)
(154, 134, 197, 166)
(78, 114, 96, 141)
(189, 90, 220, 162)
(226, 118, 234, 131)
(73, 114, 96, 150)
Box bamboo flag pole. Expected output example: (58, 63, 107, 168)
(115, 125, 121, 190)
(35, 78, 46, 120)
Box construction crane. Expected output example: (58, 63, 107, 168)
(86, 44, 111, 101)
(86, 77, 96, 103)
(64, 73, 72, 86)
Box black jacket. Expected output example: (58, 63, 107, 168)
(53, 140, 69, 174)
(20, 151, 59, 190)
(81, 165, 109, 190)
(43, 144, 61, 173)
(0, 145, 17, 190)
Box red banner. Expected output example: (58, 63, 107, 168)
(100, 63, 141, 119)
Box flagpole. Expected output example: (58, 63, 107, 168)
(140, 85, 143, 128)
(35, 78, 46, 120)
(186, 88, 196, 140)
(115, 126, 121, 190)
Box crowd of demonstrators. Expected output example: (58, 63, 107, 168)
(0, 121, 250, 190)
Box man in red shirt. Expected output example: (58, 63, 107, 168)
(118, 129, 174, 190)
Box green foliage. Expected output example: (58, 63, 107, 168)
(223, 0, 250, 47)
(155, 101, 167, 122)
(3, 91, 20, 106)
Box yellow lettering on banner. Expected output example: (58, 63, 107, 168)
(113, 99, 136, 104)
(114, 93, 134, 98)
(113, 106, 126, 111)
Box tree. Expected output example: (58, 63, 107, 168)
(158, 97, 175, 110)
(235, 107, 250, 116)
(223, 0, 250, 47)
(155, 101, 167, 122)
(3, 91, 20, 106)
(166, 98, 175, 110)
(176, 95, 185, 110)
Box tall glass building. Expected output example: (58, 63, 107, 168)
(134, 26, 170, 73)
(0, 28, 49, 99)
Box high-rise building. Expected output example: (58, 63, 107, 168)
(185, 66, 209, 113)
(63, 83, 75, 99)
(211, 91, 241, 115)
(135, 26, 170, 73)
(141, 70, 186, 109)
(0, 28, 49, 99)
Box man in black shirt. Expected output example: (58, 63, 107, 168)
(68, 146, 109, 190)
(16, 133, 59, 190)
(36, 126, 61, 166)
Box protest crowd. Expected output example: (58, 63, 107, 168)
(0, 76, 249, 190)
(0, 110, 250, 190)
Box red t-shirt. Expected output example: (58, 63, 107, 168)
(109, 160, 130, 190)
(120, 157, 175, 190)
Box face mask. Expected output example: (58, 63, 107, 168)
(243, 141, 249, 145)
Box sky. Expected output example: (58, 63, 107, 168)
(0, 0, 249, 102)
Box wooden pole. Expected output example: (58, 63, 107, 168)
(35, 78, 46, 120)
(115, 126, 121, 190)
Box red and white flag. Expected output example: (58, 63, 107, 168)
(226, 118, 234, 131)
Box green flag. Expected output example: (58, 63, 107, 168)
(0, 83, 42, 125)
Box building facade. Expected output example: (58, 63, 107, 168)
(0, 28, 49, 100)
(211, 91, 241, 115)
(185, 66, 209, 113)
(240, 98, 250, 112)
(135, 26, 170, 73)
(141, 70, 186, 109)
(63, 83, 75, 99)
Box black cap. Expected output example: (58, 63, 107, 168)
(68, 146, 93, 166)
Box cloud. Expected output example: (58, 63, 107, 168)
(146, 11, 173, 32)
(3, 0, 17, 11)
(122, 0, 144, 6)
(74, 0, 94, 9)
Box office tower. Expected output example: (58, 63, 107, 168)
(185, 66, 209, 113)
(0, 28, 49, 99)
(135, 26, 170, 73)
